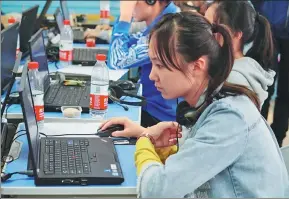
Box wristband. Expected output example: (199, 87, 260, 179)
(137, 133, 156, 145)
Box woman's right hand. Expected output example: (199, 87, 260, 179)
(99, 117, 146, 137)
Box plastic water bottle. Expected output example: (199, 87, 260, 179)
(100, 1, 110, 25)
(90, 54, 109, 119)
(59, 20, 73, 68)
(28, 62, 44, 130)
(8, 17, 20, 55)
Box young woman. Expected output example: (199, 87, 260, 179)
(204, 1, 276, 108)
(99, 11, 288, 198)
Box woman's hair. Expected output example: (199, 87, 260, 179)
(149, 11, 260, 109)
(212, 1, 274, 71)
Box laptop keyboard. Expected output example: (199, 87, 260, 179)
(73, 48, 108, 61)
(45, 85, 87, 106)
(43, 139, 90, 175)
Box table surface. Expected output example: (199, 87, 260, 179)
(2, 43, 142, 123)
(1, 123, 137, 196)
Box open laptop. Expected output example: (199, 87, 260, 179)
(29, 28, 91, 112)
(19, 64, 124, 186)
(1, 22, 19, 93)
(54, 8, 108, 66)
(34, 0, 53, 33)
(1, 52, 22, 117)
(54, 7, 85, 43)
(19, 5, 39, 58)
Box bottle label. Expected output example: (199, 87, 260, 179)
(59, 40, 73, 61)
(90, 94, 108, 110)
(32, 92, 44, 122)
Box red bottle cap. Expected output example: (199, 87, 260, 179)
(8, 17, 16, 24)
(96, 54, 106, 61)
(28, 62, 39, 70)
(63, 20, 70, 25)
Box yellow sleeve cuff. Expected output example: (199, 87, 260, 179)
(134, 137, 162, 175)
(155, 145, 178, 163)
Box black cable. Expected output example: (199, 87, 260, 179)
(1, 170, 34, 182)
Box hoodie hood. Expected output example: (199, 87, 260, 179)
(227, 57, 276, 106)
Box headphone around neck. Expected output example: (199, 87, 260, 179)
(176, 84, 224, 128)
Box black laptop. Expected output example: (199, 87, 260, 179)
(29, 28, 91, 112)
(19, 65, 124, 186)
(1, 22, 20, 93)
(19, 5, 39, 58)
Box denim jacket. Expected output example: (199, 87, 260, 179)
(137, 95, 289, 198)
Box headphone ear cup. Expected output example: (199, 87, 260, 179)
(108, 85, 123, 104)
(146, 0, 156, 5)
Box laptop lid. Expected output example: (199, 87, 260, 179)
(1, 52, 22, 118)
(34, 0, 53, 33)
(54, 7, 64, 33)
(19, 64, 40, 177)
(19, 5, 39, 57)
(60, 0, 70, 20)
(28, 28, 51, 95)
(1, 22, 20, 92)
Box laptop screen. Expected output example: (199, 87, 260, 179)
(1, 22, 19, 91)
(19, 5, 39, 57)
(54, 7, 64, 32)
(19, 65, 40, 173)
(29, 29, 50, 94)
(60, 0, 70, 20)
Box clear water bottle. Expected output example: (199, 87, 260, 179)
(59, 20, 73, 68)
(90, 54, 109, 119)
(8, 17, 20, 55)
(100, 1, 110, 25)
(28, 62, 45, 130)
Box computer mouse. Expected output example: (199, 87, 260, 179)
(118, 80, 135, 90)
(96, 124, 125, 137)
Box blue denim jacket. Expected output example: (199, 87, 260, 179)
(137, 95, 289, 198)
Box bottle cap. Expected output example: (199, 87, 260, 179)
(8, 17, 16, 24)
(96, 54, 106, 61)
(28, 62, 39, 70)
(64, 20, 70, 25)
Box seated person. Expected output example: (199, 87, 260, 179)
(205, 1, 275, 108)
(104, 0, 180, 127)
(99, 11, 289, 198)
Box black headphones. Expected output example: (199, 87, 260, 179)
(176, 84, 224, 128)
(146, 0, 157, 5)
(108, 84, 146, 107)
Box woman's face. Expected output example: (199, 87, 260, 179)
(148, 38, 206, 102)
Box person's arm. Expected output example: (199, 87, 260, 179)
(135, 102, 248, 198)
(107, 20, 151, 70)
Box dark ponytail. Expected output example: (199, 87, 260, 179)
(207, 23, 233, 99)
(245, 14, 274, 71)
(212, 24, 260, 109)
(213, 1, 274, 71)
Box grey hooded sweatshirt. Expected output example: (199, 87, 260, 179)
(227, 57, 276, 107)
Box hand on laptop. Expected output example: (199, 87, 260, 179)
(84, 25, 111, 39)
(99, 117, 146, 138)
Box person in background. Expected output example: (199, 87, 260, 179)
(99, 11, 288, 197)
(105, 0, 179, 127)
(205, 1, 275, 108)
(251, 0, 289, 147)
